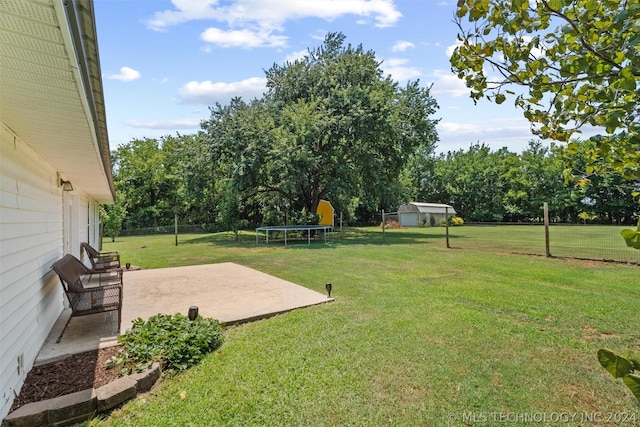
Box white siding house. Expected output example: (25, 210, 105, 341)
(0, 0, 114, 418)
(398, 202, 456, 227)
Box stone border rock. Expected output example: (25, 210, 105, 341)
(3, 363, 161, 427)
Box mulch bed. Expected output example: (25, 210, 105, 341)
(10, 345, 123, 413)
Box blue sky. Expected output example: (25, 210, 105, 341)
(94, 0, 550, 154)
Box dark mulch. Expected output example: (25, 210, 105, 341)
(10, 345, 123, 413)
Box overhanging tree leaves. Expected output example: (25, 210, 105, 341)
(451, 0, 640, 179)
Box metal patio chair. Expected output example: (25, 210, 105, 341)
(81, 242, 120, 271)
(52, 254, 123, 342)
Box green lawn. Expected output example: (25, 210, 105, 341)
(98, 228, 639, 426)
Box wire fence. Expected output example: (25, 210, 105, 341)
(114, 214, 639, 265)
(549, 224, 639, 263)
(119, 224, 214, 236)
(447, 223, 639, 265)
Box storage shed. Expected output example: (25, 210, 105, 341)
(398, 203, 456, 227)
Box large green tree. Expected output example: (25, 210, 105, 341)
(450, 0, 640, 179)
(202, 33, 439, 224)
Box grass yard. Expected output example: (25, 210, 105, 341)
(98, 227, 639, 426)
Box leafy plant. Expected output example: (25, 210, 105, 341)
(451, 0, 640, 180)
(597, 349, 640, 403)
(598, 218, 640, 402)
(577, 212, 596, 224)
(108, 313, 223, 375)
(450, 216, 464, 226)
(620, 220, 640, 250)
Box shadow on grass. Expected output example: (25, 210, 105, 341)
(180, 227, 449, 249)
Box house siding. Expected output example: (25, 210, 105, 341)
(0, 124, 101, 417)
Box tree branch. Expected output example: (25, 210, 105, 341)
(538, 0, 621, 70)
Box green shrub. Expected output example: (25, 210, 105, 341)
(450, 216, 464, 226)
(108, 313, 223, 375)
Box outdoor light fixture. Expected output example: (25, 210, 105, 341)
(188, 306, 199, 321)
(60, 179, 73, 191)
(325, 282, 332, 298)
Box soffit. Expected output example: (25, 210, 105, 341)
(0, 0, 114, 203)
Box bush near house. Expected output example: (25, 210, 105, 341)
(107, 313, 223, 375)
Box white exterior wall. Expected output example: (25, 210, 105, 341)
(0, 124, 101, 417)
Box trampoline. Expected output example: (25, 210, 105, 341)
(255, 225, 333, 246)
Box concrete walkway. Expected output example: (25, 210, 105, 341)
(36, 262, 332, 364)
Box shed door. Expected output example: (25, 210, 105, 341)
(400, 213, 418, 227)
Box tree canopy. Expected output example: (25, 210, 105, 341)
(202, 32, 439, 223)
(450, 0, 640, 179)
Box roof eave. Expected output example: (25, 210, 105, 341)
(61, 0, 114, 203)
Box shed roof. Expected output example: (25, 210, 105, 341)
(400, 202, 456, 214)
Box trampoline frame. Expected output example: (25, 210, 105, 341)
(255, 225, 333, 246)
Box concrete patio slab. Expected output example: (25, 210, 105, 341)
(36, 262, 332, 364)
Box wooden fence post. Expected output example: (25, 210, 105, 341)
(445, 207, 450, 248)
(544, 202, 550, 257)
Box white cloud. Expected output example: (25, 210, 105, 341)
(106, 66, 141, 82)
(310, 30, 328, 41)
(446, 41, 462, 58)
(381, 58, 421, 82)
(436, 117, 537, 152)
(125, 118, 201, 129)
(146, 0, 402, 32)
(284, 49, 308, 63)
(145, 0, 222, 31)
(391, 40, 415, 52)
(429, 69, 469, 97)
(178, 77, 267, 104)
(201, 27, 287, 48)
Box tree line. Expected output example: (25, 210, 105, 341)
(103, 132, 639, 236)
(101, 32, 639, 238)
